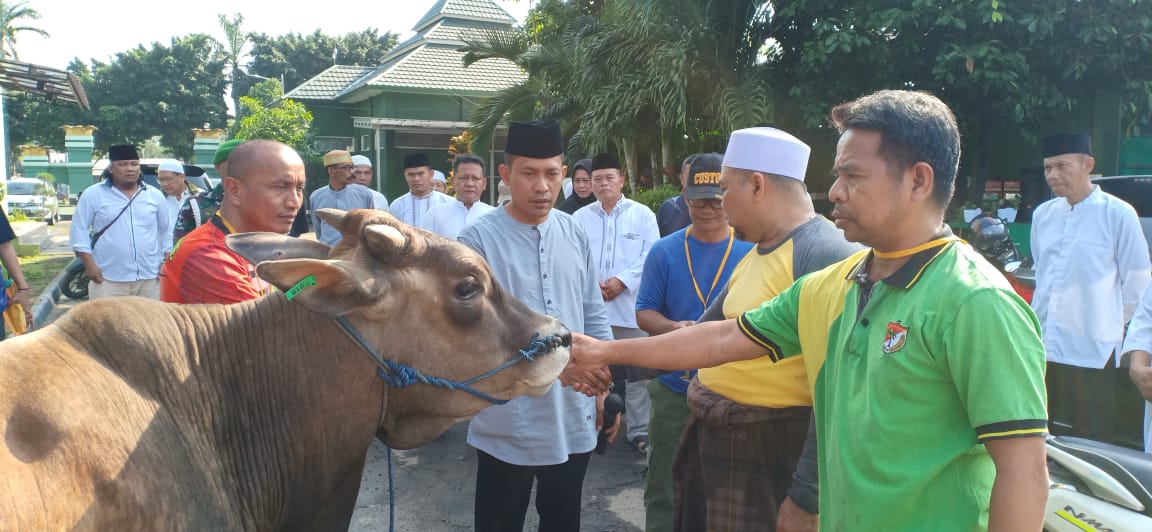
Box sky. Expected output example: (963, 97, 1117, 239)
(16, 0, 533, 69)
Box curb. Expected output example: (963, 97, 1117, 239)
(30, 267, 68, 328)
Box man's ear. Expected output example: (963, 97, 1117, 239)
(222, 176, 241, 206)
(256, 258, 381, 316)
(748, 171, 768, 199)
(1084, 155, 1096, 174)
(498, 163, 510, 187)
(908, 161, 936, 203)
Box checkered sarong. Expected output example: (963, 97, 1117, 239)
(671, 378, 811, 532)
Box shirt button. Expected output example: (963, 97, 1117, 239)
(543, 274, 548, 279)
(546, 299, 552, 305)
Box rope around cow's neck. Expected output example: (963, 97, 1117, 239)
(332, 311, 563, 532)
(332, 316, 563, 405)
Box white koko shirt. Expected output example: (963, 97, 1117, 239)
(420, 199, 495, 240)
(573, 198, 660, 328)
(1032, 186, 1151, 368)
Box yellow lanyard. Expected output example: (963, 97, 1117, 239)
(685, 227, 735, 307)
(872, 236, 957, 259)
(217, 214, 238, 234)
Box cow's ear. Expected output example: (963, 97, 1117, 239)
(226, 233, 332, 264)
(256, 258, 380, 316)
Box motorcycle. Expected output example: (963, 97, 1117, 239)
(1046, 436, 1152, 531)
(969, 215, 1022, 272)
(59, 257, 89, 300)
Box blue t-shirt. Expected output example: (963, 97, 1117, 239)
(636, 226, 753, 394)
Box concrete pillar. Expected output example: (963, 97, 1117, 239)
(60, 125, 97, 200)
(192, 128, 226, 180)
(18, 145, 50, 178)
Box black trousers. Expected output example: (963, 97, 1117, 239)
(1047, 358, 1145, 449)
(474, 449, 592, 532)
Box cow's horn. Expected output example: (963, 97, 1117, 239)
(316, 208, 351, 235)
(364, 224, 408, 255)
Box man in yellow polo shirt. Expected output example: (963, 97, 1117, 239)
(671, 127, 860, 531)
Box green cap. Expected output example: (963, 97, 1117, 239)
(213, 139, 243, 165)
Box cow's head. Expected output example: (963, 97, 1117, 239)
(227, 209, 571, 448)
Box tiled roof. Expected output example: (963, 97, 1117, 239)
(337, 13, 525, 99)
(412, 0, 516, 31)
(352, 44, 525, 94)
(298, 0, 524, 101)
(283, 65, 375, 100)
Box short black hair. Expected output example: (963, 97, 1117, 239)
(452, 153, 486, 174)
(830, 90, 960, 207)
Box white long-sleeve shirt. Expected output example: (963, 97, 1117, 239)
(1032, 185, 1151, 368)
(70, 181, 172, 282)
(1120, 283, 1152, 452)
(420, 200, 495, 240)
(389, 190, 453, 227)
(573, 198, 660, 328)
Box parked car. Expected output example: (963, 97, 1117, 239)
(6, 177, 60, 225)
(1006, 174, 1152, 302)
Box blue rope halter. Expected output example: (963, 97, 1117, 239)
(332, 316, 564, 405)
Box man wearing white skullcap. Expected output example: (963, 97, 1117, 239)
(652, 126, 860, 532)
(349, 154, 390, 211)
(431, 170, 448, 193)
(156, 159, 199, 222)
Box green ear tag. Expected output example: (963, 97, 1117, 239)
(284, 275, 317, 300)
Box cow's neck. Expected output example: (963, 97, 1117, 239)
(187, 296, 386, 527)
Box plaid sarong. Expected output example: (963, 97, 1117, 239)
(671, 378, 811, 532)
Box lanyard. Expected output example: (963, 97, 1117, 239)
(685, 227, 735, 307)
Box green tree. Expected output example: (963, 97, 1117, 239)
(214, 12, 252, 119)
(233, 79, 313, 157)
(247, 29, 398, 91)
(0, 0, 47, 59)
(769, 0, 1152, 198)
(85, 34, 229, 159)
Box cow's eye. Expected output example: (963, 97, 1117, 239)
(454, 279, 482, 300)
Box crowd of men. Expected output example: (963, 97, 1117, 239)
(56, 87, 1152, 532)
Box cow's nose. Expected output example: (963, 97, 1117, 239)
(557, 328, 572, 348)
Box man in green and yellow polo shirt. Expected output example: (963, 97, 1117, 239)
(564, 89, 1049, 531)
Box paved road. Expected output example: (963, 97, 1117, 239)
(41, 218, 648, 530)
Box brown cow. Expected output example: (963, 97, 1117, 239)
(0, 209, 571, 531)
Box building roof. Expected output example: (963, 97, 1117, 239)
(411, 0, 516, 32)
(282, 65, 376, 101)
(302, 0, 526, 102)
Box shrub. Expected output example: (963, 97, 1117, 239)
(632, 184, 681, 213)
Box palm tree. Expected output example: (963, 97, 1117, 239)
(0, 0, 48, 60)
(215, 12, 251, 118)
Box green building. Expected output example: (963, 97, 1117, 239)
(285, 0, 525, 202)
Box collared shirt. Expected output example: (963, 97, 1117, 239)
(459, 207, 613, 466)
(390, 190, 454, 227)
(1031, 185, 1151, 368)
(309, 183, 378, 246)
(70, 181, 172, 282)
(573, 198, 660, 328)
(740, 235, 1048, 531)
(159, 216, 271, 304)
(420, 199, 495, 240)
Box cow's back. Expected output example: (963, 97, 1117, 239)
(0, 298, 241, 530)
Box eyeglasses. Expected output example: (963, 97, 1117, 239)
(687, 198, 724, 209)
(156, 176, 182, 183)
(332, 164, 354, 171)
